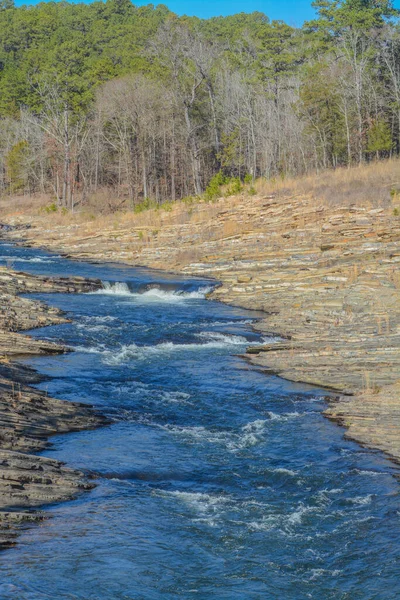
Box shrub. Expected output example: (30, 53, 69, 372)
(224, 177, 242, 197)
(134, 198, 157, 213)
(44, 202, 58, 213)
(204, 171, 229, 202)
(5, 140, 29, 192)
(367, 120, 393, 155)
(160, 201, 173, 212)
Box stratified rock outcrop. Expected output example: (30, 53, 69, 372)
(0, 265, 105, 549)
(4, 184, 399, 463)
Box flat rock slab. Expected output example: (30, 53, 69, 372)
(0, 263, 107, 548)
(4, 192, 399, 464)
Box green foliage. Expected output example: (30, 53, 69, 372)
(133, 197, 174, 214)
(0, 0, 14, 10)
(134, 198, 157, 213)
(5, 140, 29, 191)
(394, 207, 399, 216)
(43, 202, 58, 213)
(255, 20, 302, 82)
(159, 201, 173, 212)
(218, 131, 244, 174)
(1, 0, 400, 208)
(367, 120, 393, 155)
(248, 186, 257, 196)
(205, 171, 248, 201)
(0, 1, 175, 116)
(224, 177, 243, 197)
(204, 171, 229, 201)
(309, 0, 399, 34)
(299, 61, 347, 164)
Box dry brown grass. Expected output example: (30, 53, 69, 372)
(0, 192, 49, 216)
(222, 220, 243, 237)
(1, 158, 399, 235)
(254, 159, 400, 208)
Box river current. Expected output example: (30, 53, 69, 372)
(0, 242, 399, 599)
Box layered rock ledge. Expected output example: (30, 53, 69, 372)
(0, 264, 105, 549)
(3, 183, 399, 465)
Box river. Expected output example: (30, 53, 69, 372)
(0, 242, 399, 600)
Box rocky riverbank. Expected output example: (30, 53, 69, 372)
(0, 265, 105, 549)
(3, 169, 399, 465)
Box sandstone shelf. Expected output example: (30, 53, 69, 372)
(0, 264, 105, 549)
(4, 186, 398, 465)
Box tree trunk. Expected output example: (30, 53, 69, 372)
(184, 104, 202, 196)
(63, 106, 71, 208)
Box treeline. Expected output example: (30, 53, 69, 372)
(0, 0, 400, 209)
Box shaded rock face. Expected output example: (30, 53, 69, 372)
(4, 191, 399, 464)
(0, 263, 105, 549)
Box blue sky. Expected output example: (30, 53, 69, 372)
(12, 0, 315, 25)
(138, 1, 316, 25)
(12, 0, 400, 26)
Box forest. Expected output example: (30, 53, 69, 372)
(0, 0, 399, 209)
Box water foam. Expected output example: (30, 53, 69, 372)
(347, 494, 373, 506)
(73, 345, 106, 354)
(266, 411, 302, 422)
(196, 331, 249, 344)
(160, 419, 270, 451)
(76, 315, 119, 332)
(0, 255, 56, 264)
(94, 282, 214, 301)
(104, 380, 191, 406)
(249, 502, 319, 534)
(100, 332, 255, 365)
(154, 490, 231, 526)
(271, 467, 298, 477)
(95, 282, 132, 296)
(350, 469, 387, 478)
(207, 319, 256, 326)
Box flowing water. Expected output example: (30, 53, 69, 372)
(0, 242, 399, 600)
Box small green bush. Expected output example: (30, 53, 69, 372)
(160, 201, 173, 212)
(6, 140, 29, 192)
(394, 207, 399, 216)
(224, 177, 242, 197)
(134, 198, 157, 213)
(244, 173, 253, 184)
(44, 202, 58, 213)
(204, 171, 229, 202)
(248, 186, 257, 196)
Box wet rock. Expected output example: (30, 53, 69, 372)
(0, 262, 107, 548)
